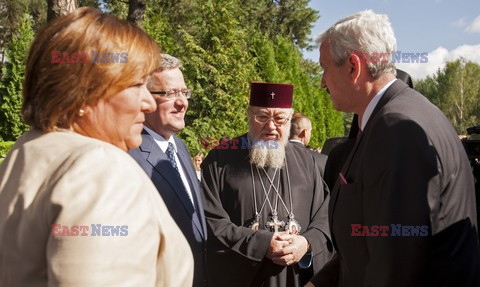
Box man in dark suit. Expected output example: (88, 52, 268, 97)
(289, 112, 328, 176)
(323, 69, 412, 191)
(129, 54, 208, 287)
(310, 10, 480, 287)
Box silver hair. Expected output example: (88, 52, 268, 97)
(158, 53, 183, 71)
(148, 54, 183, 89)
(317, 10, 397, 78)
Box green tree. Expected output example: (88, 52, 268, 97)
(77, 0, 100, 8)
(47, 0, 77, 22)
(241, 0, 319, 49)
(416, 59, 480, 134)
(102, 0, 128, 18)
(141, 0, 342, 153)
(142, 3, 178, 53)
(0, 13, 34, 141)
(0, 0, 27, 65)
(28, 0, 47, 32)
(176, 0, 256, 155)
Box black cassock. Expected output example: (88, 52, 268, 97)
(201, 135, 334, 287)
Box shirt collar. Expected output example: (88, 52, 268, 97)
(143, 126, 177, 154)
(289, 139, 304, 145)
(361, 79, 397, 131)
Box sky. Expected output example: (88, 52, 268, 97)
(303, 0, 480, 80)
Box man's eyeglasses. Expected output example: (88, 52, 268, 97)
(150, 89, 192, 100)
(253, 115, 290, 126)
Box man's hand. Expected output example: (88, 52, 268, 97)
(270, 234, 309, 266)
(265, 232, 290, 260)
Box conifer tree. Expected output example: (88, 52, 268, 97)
(0, 13, 34, 140)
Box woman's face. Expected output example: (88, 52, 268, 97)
(194, 157, 203, 170)
(75, 80, 156, 151)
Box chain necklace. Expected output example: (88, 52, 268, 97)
(250, 166, 279, 231)
(249, 159, 301, 234)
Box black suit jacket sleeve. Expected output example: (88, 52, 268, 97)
(310, 253, 340, 286)
(361, 113, 434, 286)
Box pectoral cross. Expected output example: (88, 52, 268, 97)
(270, 92, 275, 100)
(266, 212, 285, 232)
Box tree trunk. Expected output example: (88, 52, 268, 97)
(47, 0, 77, 22)
(127, 0, 146, 26)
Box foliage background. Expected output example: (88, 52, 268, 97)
(415, 59, 480, 135)
(0, 0, 344, 155)
(1, 0, 477, 157)
(139, 0, 344, 155)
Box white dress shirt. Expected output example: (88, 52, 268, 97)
(361, 79, 397, 131)
(144, 126, 195, 206)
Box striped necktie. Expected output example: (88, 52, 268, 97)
(166, 142, 195, 207)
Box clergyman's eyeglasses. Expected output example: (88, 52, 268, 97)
(253, 115, 290, 126)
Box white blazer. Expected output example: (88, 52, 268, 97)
(0, 129, 193, 286)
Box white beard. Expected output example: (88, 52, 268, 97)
(248, 131, 288, 169)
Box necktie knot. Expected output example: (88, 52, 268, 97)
(167, 142, 175, 155)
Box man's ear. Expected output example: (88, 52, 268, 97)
(299, 128, 307, 139)
(348, 51, 363, 84)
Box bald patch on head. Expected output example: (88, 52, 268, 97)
(290, 113, 312, 137)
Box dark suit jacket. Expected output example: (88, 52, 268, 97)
(289, 140, 328, 177)
(323, 138, 355, 191)
(323, 69, 412, 194)
(129, 130, 208, 287)
(312, 80, 480, 287)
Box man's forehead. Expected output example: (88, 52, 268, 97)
(250, 106, 291, 114)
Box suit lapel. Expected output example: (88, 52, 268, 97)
(363, 80, 408, 134)
(175, 137, 207, 239)
(329, 80, 409, 229)
(139, 131, 195, 216)
(328, 134, 364, 229)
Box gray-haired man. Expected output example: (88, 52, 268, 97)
(129, 54, 208, 287)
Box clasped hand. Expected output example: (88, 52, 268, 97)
(265, 232, 309, 266)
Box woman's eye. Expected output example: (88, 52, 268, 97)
(133, 82, 146, 87)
